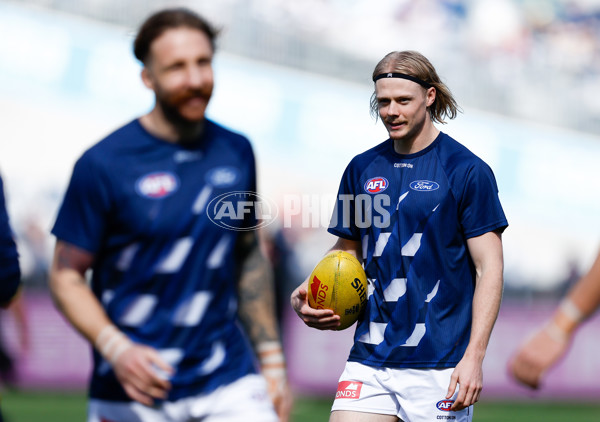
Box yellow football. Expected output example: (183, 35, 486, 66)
(307, 251, 368, 330)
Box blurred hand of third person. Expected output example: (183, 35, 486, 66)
(508, 325, 570, 389)
(290, 279, 340, 330)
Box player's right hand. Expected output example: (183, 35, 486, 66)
(290, 279, 340, 330)
(112, 344, 174, 406)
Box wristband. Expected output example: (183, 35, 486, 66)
(559, 298, 584, 323)
(257, 342, 286, 367)
(95, 324, 118, 349)
(257, 342, 286, 384)
(95, 324, 133, 365)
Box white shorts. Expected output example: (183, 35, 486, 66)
(332, 362, 473, 422)
(88, 374, 278, 422)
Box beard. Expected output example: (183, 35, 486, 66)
(155, 85, 213, 128)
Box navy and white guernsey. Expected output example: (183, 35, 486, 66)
(328, 132, 508, 369)
(52, 119, 259, 402)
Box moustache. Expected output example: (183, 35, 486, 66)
(169, 89, 211, 105)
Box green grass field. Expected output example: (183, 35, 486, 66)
(2, 391, 600, 421)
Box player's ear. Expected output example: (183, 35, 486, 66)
(141, 67, 154, 90)
(426, 87, 436, 107)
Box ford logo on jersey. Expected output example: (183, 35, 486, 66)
(206, 166, 240, 188)
(136, 172, 179, 199)
(364, 177, 389, 193)
(409, 180, 439, 191)
(436, 400, 454, 411)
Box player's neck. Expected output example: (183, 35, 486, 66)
(139, 108, 205, 144)
(392, 124, 439, 155)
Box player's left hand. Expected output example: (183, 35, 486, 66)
(446, 352, 483, 411)
(258, 342, 293, 421)
(264, 372, 292, 422)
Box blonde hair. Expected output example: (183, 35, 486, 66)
(370, 51, 460, 124)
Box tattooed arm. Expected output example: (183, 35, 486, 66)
(236, 231, 280, 344)
(49, 240, 172, 405)
(235, 231, 291, 421)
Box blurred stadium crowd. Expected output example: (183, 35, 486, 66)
(14, 0, 600, 134)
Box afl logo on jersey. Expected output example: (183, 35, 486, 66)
(436, 400, 454, 411)
(409, 180, 439, 191)
(206, 166, 240, 188)
(364, 177, 389, 193)
(136, 172, 179, 199)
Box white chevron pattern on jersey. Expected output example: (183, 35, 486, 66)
(399, 282, 440, 347)
(156, 237, 194, 273)
(383, 278, 407, 302)
(367, 279, 375, 298)
(192, 185, 213, 214)
(401, 233, 422, 257)
(116, 243, 140, 271)
(102, 290, 114, 306)
(396, 191, 409, 210)
(359, 279, 441, 347)
(426, 281, 440, 302)
(206, 235, 231, 269)
(401, 323, 426, 347)
(358, 322, 387, 345)
(373, 233, 392, 257)
(198, 341, 226, 375)
(120, 294, 157, 326)
(173, 291, 213, 326)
